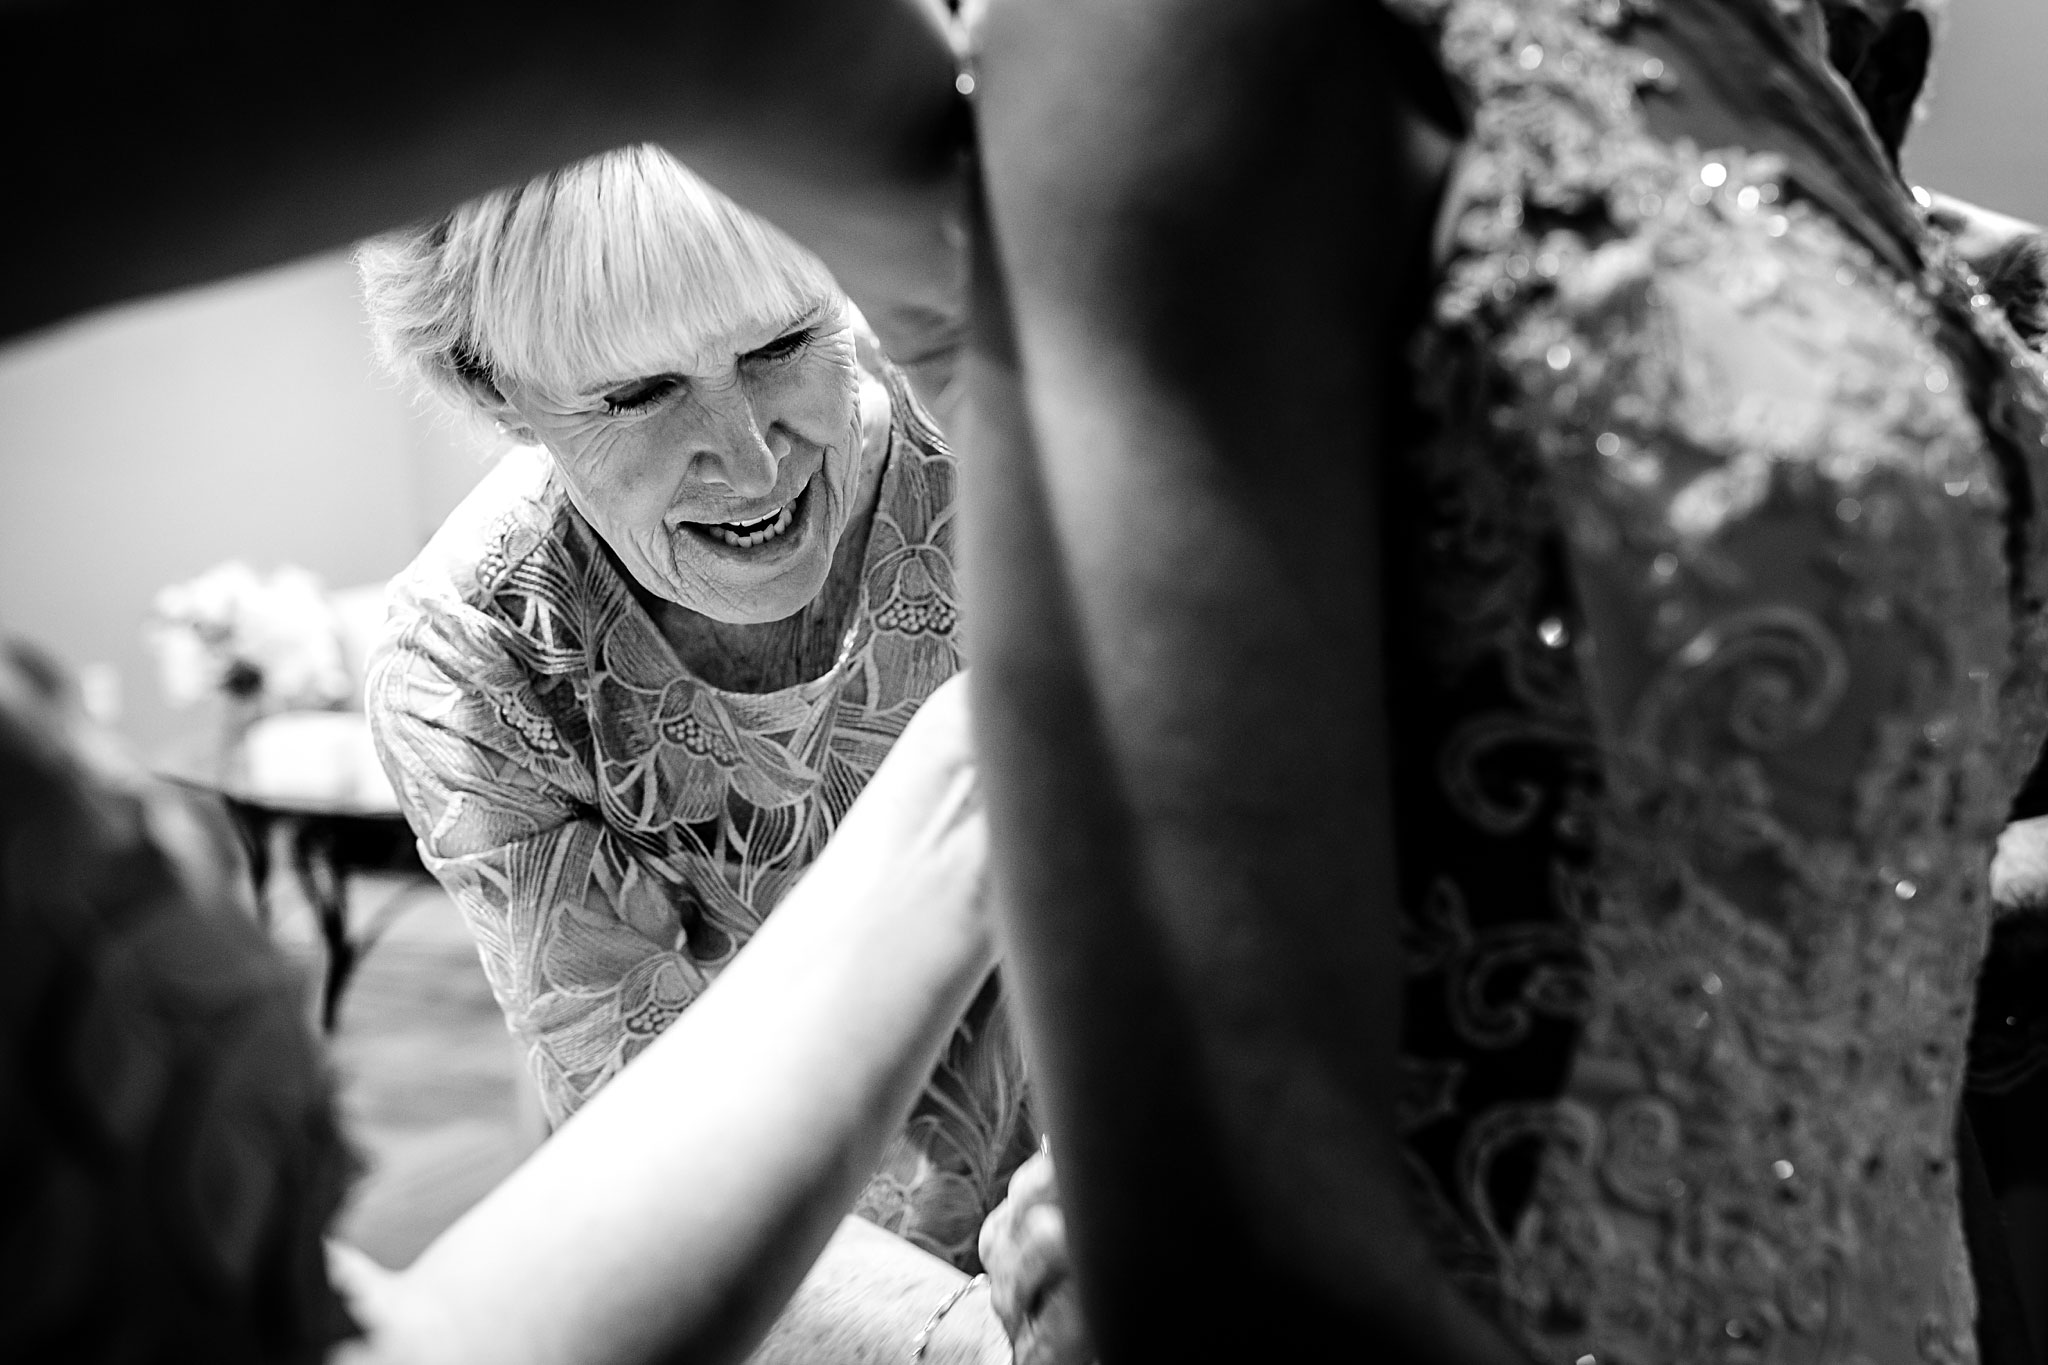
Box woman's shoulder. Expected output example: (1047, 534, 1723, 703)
(376, 446, 620, 695)
(366, 449, 604, 792)
(392, 447, 577, 609)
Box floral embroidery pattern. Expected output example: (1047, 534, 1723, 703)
(1386, 0, 2048, 1360)
(368, 367, 1033, 1270)
(493, 691, 568, 758)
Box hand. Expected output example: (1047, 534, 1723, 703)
(1993, 814, 2048, 912)
(801, 671, 993, 964)
(978, 1149, 1096, 1365)
(1925, 192, 2048, 346)
(325, 1239, 451, 1365)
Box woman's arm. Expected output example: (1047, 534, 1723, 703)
(745, 1216, 1002, 1365)
(1, 0, 966, 374)
(340, 674, 1007, 1365)
(964, 1, 1516, 1360)
(363, 556, 1011, 1348)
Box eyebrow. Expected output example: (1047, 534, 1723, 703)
(571, 302, 833, 402)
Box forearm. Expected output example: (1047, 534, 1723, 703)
(339, 1219, 1008, 1365)
(369, 755, 994, 1365)
(2, 0, 965, 354)
(745, 1217, 1005, 1365)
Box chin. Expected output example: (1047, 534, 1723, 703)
(704, 558, 835, 626)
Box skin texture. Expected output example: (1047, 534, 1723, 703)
(490, 294, 888, 631)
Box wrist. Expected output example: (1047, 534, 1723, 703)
(909, 1273, 1010, 1365)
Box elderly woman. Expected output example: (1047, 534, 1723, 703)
(360, 144, 1031, 1276)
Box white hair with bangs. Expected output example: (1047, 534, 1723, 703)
(357, 144, 842, 418)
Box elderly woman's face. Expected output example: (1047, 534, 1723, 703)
(498, 294, 867, 625)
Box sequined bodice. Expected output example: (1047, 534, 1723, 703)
(1383, 1, 2048, 1360)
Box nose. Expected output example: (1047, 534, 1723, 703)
(687, 386, 783, 500)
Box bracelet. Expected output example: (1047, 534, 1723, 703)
(908, 1272, 989, 1362)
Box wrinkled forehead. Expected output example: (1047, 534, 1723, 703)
(467, 153, 845, 398)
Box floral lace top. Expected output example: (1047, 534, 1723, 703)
(366, 367, 1033, 1271)
(1380, 0, 2048, 1360)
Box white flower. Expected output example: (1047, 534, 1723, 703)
(146, 561, 353, 710)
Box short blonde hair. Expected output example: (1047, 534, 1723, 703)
(358, 144, 841, 416)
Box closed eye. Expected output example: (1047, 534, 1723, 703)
(745, 327, 816, 364)
(601, 375, 683, 415)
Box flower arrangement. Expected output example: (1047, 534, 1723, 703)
(147, 561, 353, 712)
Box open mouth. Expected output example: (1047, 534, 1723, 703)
(696, 482, 805, 549)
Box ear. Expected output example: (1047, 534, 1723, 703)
(470, 388, 541, 446)
(444, 340, 539, 444)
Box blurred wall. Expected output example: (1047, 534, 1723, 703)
(0, 252, 491, 756)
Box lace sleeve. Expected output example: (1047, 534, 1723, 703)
(367, 617, 712, 1126)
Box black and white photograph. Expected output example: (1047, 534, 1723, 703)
(2, 1, 2046, 1361)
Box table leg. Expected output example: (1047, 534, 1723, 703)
(287, 819, 357, 1033)
(218, 796, 278, 928)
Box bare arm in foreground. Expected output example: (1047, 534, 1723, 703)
(964, 1, 1520, 1359)
(0, 0, 967, 380)
(332, 676, 1005, 1365)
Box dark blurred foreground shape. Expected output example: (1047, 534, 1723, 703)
(0, 637, 357, 1364)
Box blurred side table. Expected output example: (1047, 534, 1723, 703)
(156, 711, 426, 1032)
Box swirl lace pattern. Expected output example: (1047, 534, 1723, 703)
(367, 368, 1033, 1270)
(1383, 0, 2048, 1360)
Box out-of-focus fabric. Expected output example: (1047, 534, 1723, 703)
(1378, 0, 2048, 1358)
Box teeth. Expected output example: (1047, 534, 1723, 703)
(709, 499, 795, 549)
(728, 505, 782, 531)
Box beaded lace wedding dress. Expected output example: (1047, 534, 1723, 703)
(1378, 0, 2048, 1359)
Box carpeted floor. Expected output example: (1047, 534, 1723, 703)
(267, 867, 546, 1268)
